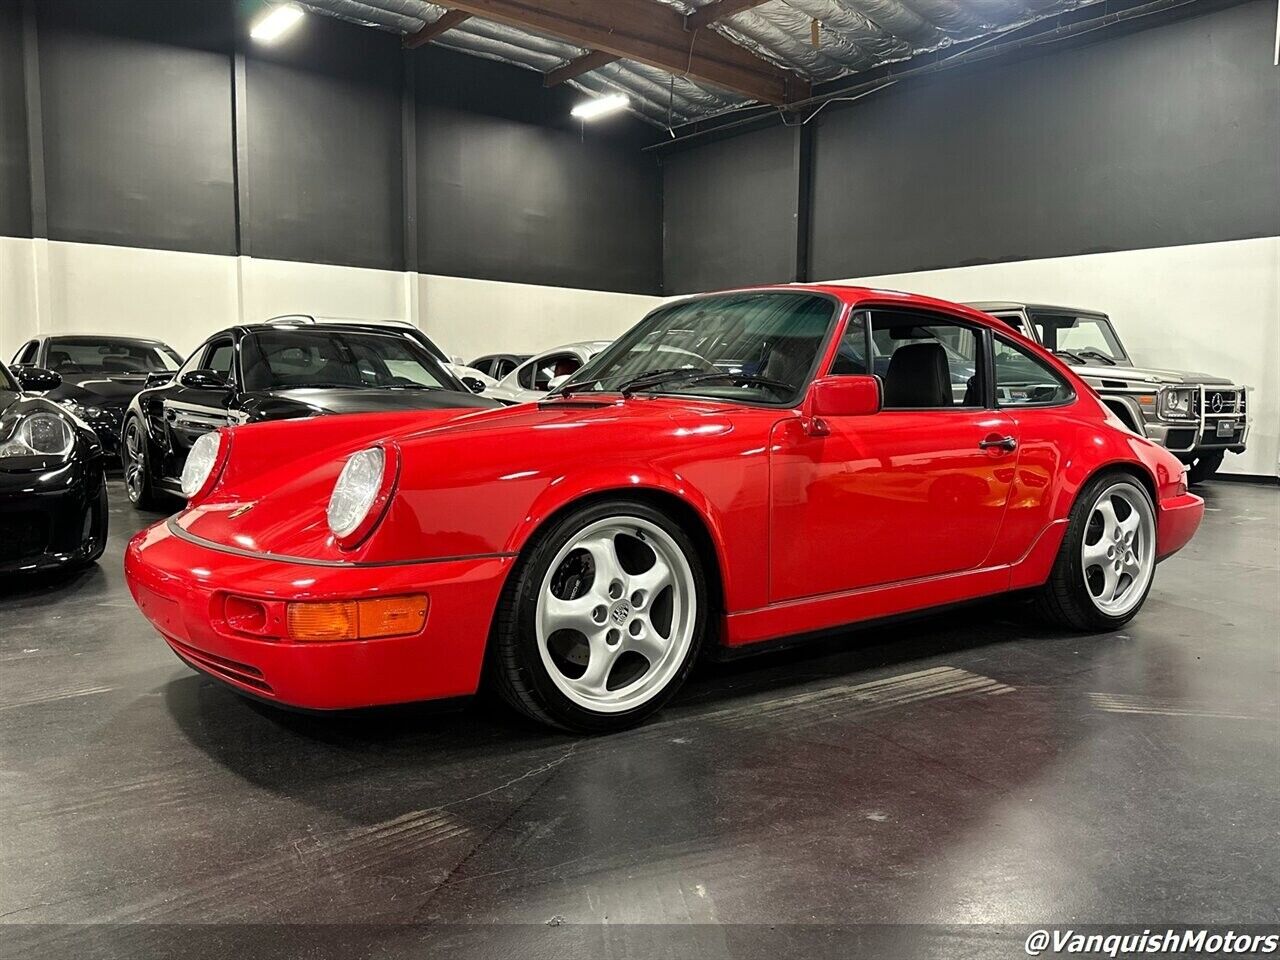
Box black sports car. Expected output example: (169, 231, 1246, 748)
(122, 321, 500, 509)
(0, 363, 109, 575)
(10, 335, 184, 457)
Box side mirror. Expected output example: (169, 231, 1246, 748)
(460, 376, 486, 394)
(145, 371, 176, 388)
(804, 375, 881, 433)
(15, 366, 62, 393)
(180, 369, 230, 390)
(547, 374, 570, 390)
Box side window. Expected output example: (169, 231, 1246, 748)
(992, 313, 1027, 335)
(14, 341, 39, 365)
(524, 353, 582, 391)
(204, 340, 235, 380)
(993, 337, 1074, 406)
(496, 359, 516, 379)
(829, 311, 869, 375)
(870, 310, 983, 409)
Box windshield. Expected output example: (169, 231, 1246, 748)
(46, 338, 181, 374)
(241, 329, 453, 392)
(1030, 313, 1128, 364)
(559, 292, 837, 404)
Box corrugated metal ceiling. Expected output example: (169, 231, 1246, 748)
(297, 0, 1101, 127)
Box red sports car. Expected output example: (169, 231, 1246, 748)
(125, 286, 1203, 732)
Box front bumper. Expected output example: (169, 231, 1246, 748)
(1156, 491, 1204, 561)
(0, 459, 106, 574)
(1145, 420, 1248, 455)
(124, 521, 514, 709)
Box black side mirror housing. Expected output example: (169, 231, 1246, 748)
(461, 376, 486, 394)
(180, 369, 230, 390)
(15, 366, 63, 393)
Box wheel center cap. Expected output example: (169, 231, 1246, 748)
(610, 601, 631, 625)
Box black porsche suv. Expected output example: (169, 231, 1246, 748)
(121, 321, 499, 509)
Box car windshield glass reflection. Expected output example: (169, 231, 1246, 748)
(47, 338, 181, 374)
(241, 330, 450, 392)
(1031, 314, 1126, 364)
(559, 293, 835, 404)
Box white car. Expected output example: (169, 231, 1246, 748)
(265, 315, 495, 394)
(484, 341, 612, 404)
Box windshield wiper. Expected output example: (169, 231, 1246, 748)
(618, 368, 710, 397)
(1075, 348, 1116, 366)
(1053, 350, 1087, 365)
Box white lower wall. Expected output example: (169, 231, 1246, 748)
(3, 235, 1275, 478)
(829, 237, 1280, 478)
(0, 238, 663, 367)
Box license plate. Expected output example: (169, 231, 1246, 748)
(1216, 420, 1236, 437)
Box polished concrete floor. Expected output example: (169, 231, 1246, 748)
(2, 480, 1277, 958)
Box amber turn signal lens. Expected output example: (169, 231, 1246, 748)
(358, 596, 428, 640)
(286, 595, 427, 642)
(287, 602, 358, 642)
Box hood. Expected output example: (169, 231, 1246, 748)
(241, 387, 500, 421)
(46, 373, 152, 406)
(174, 396, 753, 564)
(1066, 361, 1235, 387)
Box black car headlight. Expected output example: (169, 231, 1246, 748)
(0, 412, 76, 458)
(1158, 387, 1196, 421)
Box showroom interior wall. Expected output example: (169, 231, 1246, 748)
(660, 0, 1280, 477)
(0, 0, 664, 363)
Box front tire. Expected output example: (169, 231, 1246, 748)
(1036, 473, 1157, 631)
(489, 499, 708, 733)
(1185, 450, 1224, 485)
(122, 415, 163, 510)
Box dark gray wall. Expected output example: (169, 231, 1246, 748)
(810, 0, 1279, 280)
(244, 12, 403, 269)
(415, 49, 661, 294)
(34, 0, 237, 255)
(664, 0, 1280, 292)
(3, 0, 663, 293)
(662, 123, 797, 294)
(0, 0, 30, 238)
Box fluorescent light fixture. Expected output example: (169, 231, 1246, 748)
(250, 4, 303, 43)
(571, 94, 629, 121)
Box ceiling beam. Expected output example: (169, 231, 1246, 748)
(685, 0, 768, 31)
(438, 0, 801, 104)
(403, 10, 472, 49)
(544, 49, 618, 87)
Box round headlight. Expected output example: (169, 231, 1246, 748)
(327, 447, 385, 539)
(0, 412, 75, 458)
(181, 431, 223, 498)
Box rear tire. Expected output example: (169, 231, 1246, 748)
(1186, 450, 1224, 485)
(1036, 473, 1157, 631)
(488, 499, 708, 733)
(122, 415, 163, 511)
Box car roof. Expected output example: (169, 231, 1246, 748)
(239, 321, 424, 335)
(964, 301, 1108, 317)
(45, 334, 173, 346)
(532, 340, 612, 355)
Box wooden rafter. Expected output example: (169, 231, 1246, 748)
(544, 49, 619, 87)
(438, 0, 802, 104)
(685, 0, 769, 31)
(403, 10, 472, 49)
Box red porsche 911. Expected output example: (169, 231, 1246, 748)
(125, 286, 1203, 732)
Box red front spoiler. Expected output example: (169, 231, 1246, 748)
(125, 521, 512, 710)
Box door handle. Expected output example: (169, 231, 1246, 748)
(979, 435, 1017, 452)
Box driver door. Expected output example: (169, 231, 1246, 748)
(769, 308, 1019, 602)
(164, 336, 238, 468)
